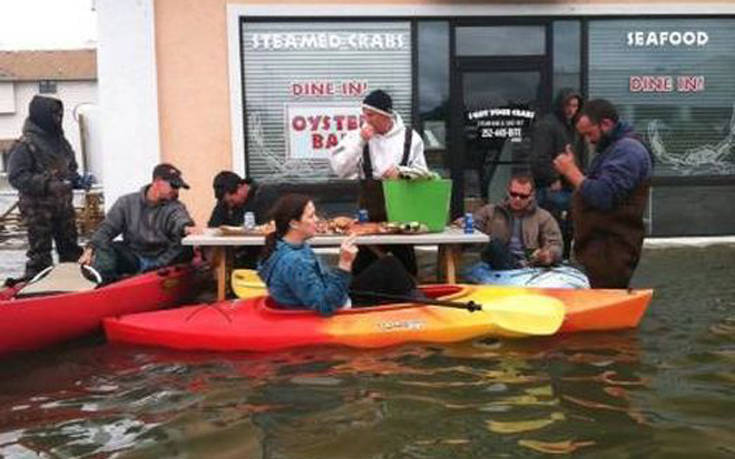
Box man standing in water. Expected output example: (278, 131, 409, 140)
(554, 99, 652, 288)
(7, 95, 86, 279)
(330, 89, 427, 276)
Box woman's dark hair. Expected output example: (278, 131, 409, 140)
(261, 193, 312, 261)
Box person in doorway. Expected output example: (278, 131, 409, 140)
(78, 163, 197, 283)
(329, 89, 427, 276)
(469, 173, 563, 270)
(207, 170, 278, 268)
(257, 194, 417, 316)
(530, 88, 587, 259)
(7, 95, 88, 279)
(553, 98, 652, 288)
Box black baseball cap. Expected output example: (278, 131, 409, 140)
(152, 163, 190, 189)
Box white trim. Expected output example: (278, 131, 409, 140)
(97, 0, 160, 210)
(228, 3, 735, 17)
(643, 236, 735, 249)
(227, 4, 246, 177)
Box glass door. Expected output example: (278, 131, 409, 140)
(459, 68, 546, 205)
(448, 22, 550, 215)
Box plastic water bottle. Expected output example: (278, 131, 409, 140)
(243, 211, 256, 230)
(463, 212, 474, 234)
(357, 209, 369, 223)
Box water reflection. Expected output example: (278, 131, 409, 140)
(0, 246, 734, 456)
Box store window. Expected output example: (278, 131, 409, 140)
(456, 26, 545, 56)
(553, 20, 580, 95)
(241, 21, 412, 182)
(39, 80, 57, 94)
(589, 19, 735, 177)
(418, 21, 449, 175)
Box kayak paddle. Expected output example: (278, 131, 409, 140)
(349, 289, 565, 336)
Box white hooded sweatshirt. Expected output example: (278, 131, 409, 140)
(329, 113, 427, 180)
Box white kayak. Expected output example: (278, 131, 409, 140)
(463, 262, 590, 289)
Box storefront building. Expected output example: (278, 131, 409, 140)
(97, 1, 735, 236)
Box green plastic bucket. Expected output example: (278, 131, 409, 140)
(382, 179, 452, 232)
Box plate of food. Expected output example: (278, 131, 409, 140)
(384, 221, 430, 234)
(218, 221, 275, 236)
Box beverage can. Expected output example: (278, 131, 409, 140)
(463, 212, 474, 234)
(357, 208, 369, 223)
(243, 211, 256, 230)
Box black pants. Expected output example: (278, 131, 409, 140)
(352, 245, 417, 278)
(480, 239, 519, 270)
(350, 255, 417, 306)
(92, 241, 193, 284)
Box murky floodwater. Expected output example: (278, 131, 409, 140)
(1, 246, 734, 457)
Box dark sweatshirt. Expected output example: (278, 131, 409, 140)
(530, 88, 587, 188)
(89, 186, 194, 266)
(7, 95, 80, 196)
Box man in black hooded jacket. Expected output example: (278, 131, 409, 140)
(530, 88, 587, 258)
(7, 95, 85, 278)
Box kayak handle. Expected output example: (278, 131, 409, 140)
(27, 265, 54, 285)
(81, 264, 103, 284)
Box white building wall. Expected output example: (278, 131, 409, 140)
(96, 0, 159, 211)
(0, 80, 97, 172)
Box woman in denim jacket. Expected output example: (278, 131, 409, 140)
(257, 194, 415, 316)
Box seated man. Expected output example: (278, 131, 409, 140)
(78, 163, 197, 282)
(471, 173, 563, 270)
(207, 171, 278, 268)
(207, 171, 276, 227)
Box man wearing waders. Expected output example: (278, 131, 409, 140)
(329, 89, 428, 276)
(7, 95, 86, 279)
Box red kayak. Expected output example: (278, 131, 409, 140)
(104, 284, 652, 352)
(0, 264, 200, 355)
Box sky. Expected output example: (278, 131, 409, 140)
(0, 0, 97, 50)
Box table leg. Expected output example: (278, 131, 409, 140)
(439, 244, 460, 284)
(213, 247, 227, 301)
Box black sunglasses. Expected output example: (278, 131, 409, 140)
(508, 191, 532, 199)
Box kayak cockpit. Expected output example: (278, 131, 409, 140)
(259, 284, 471, 315)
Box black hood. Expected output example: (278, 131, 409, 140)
(28, 95, 64, 136)
(552, 88, 582, 126)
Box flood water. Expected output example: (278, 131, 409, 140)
(1, 245, 734, 457)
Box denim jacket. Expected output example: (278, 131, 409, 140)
(257, 239, 351, 316)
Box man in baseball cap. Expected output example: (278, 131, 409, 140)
(79, 162, 196, 282)
(152, 163, 190, 189)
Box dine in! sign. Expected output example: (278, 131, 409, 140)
(286, 104, 364, 159)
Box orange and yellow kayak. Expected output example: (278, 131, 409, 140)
(103, 285, 652, 352)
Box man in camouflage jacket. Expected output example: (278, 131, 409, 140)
(7, 95, 84, 278)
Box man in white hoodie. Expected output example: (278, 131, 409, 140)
(330, 89, 427, 276)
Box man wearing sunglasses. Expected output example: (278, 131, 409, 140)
(78, 163, 198, 283)
(468, 173, 563, 270)
(553, 99, 652, 289)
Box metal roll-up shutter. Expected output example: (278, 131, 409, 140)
(588, 19, 735, 177)
(241, 21, 412, 182)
